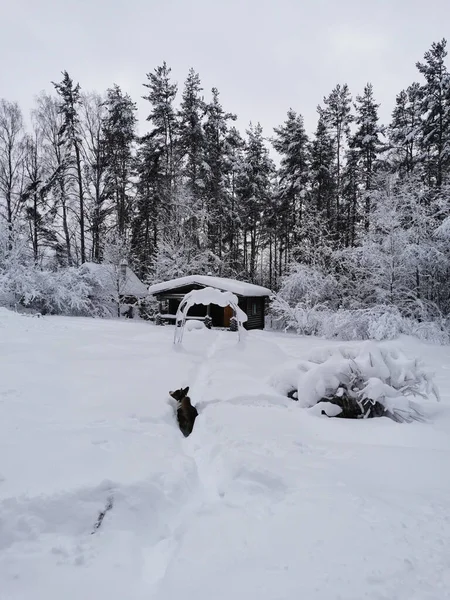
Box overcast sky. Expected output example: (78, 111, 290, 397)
(1, 0, 449, 139)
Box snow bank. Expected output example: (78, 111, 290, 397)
(185, 319, 205, 331)
(2, 317, 450, 600)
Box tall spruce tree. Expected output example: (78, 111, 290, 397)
(203, 87, 236, 260)
(416, 39, 450, 188)
(142, 62, 178, 231)
(350, 83, 383, 230)
(389, 83, 422, 176)
(322, 83, 353, 235)
(309, 110, 336, 242)
(223, 125, 245, 273)
(238, 123, 274, 280)
(131, 135, 164, 278)
(272, 109, 309, 265)
(178, 68, 206, 246)
(102, 85, 137, 238)
(53, 71, 86, 263)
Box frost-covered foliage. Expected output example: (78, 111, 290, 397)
(0, 265, 104, 316)
(270, 174, 450, 343)
(269, 343, 439, 422)
(152, 234, 223, 284)
(271, 300, 449, 344)
(276, 263, 339, 307)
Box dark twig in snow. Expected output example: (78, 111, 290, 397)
(91, 496, 114, 534)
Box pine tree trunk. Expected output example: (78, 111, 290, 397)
(74, 141, 86, 263)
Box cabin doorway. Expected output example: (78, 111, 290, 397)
(223, 305, 233, 327)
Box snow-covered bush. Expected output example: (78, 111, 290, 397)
(138, 294, 159, 320)
(277, 263, 339, 307)
(0, 265, 108, 316)
(270, 296, 325, 335)
(152, 234, 223, 283)
(320, 305, 406, 341)
(270, 300, 450, 344)
(269, 343, 439, 423)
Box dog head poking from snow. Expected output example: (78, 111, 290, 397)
(169, 387, 190, 404)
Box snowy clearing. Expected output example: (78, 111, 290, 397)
(1, 309, 450, 600)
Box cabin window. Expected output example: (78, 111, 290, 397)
(251, 301, 258, 315)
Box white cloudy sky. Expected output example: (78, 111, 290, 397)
(1, 0, 448, 137)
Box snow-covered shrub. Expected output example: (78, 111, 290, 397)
(277, 263, 339, 307)
(406, 318, 450, 345)
(270, 299, 450, 344)
(0, 265, 107, 316)
(152, 234, 223, 283)
(270, 296, 326, 335)
(269, 343, 439, 422)
(320, 305, 406, 341)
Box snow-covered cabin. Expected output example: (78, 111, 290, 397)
(81, 261, 148, 303)
(148, 275, 272, 330)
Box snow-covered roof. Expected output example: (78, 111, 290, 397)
(148, 275, 272, 297)
(81, 262, 148, 298)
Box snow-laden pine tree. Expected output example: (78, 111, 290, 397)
(178, 69, 206, 247)
(131, 135, 164, 279)
(53, 71, 86, 264)
(142, 62, 178, 223)
(222, 126, 245, 274)
(203, 87, 237, 263)
(416, 39, 450, 189)
(272, 109, 309, 268)
(322, 83, 353, 235)
(309, 109, 336, 245)
(389, 83, 422, 177)
(102, 85, 137, 239)
(237, 123, 274, 281)
(350, 83, 384, 231)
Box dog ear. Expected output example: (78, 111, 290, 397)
(183, 386, 189, 395)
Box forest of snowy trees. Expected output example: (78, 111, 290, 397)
(1, 39, 450, 338)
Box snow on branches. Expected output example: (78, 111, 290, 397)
(269, 343, 440, 423)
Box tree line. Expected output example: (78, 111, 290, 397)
(1, 39, 450, 321)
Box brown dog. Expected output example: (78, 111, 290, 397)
(169, 386, 198, 437)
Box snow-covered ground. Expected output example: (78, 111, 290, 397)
(1, 308, 450, 600)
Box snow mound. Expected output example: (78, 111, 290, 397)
(185, 319, 205, 331)
(270, 342, 439, 422)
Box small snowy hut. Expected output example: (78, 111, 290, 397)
(81, 261, 148, 317)
(148, 275, 272, 330)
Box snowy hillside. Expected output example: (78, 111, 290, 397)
(1, 309, 450, 600)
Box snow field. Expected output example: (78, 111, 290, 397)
(1, 309, 450, 599)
